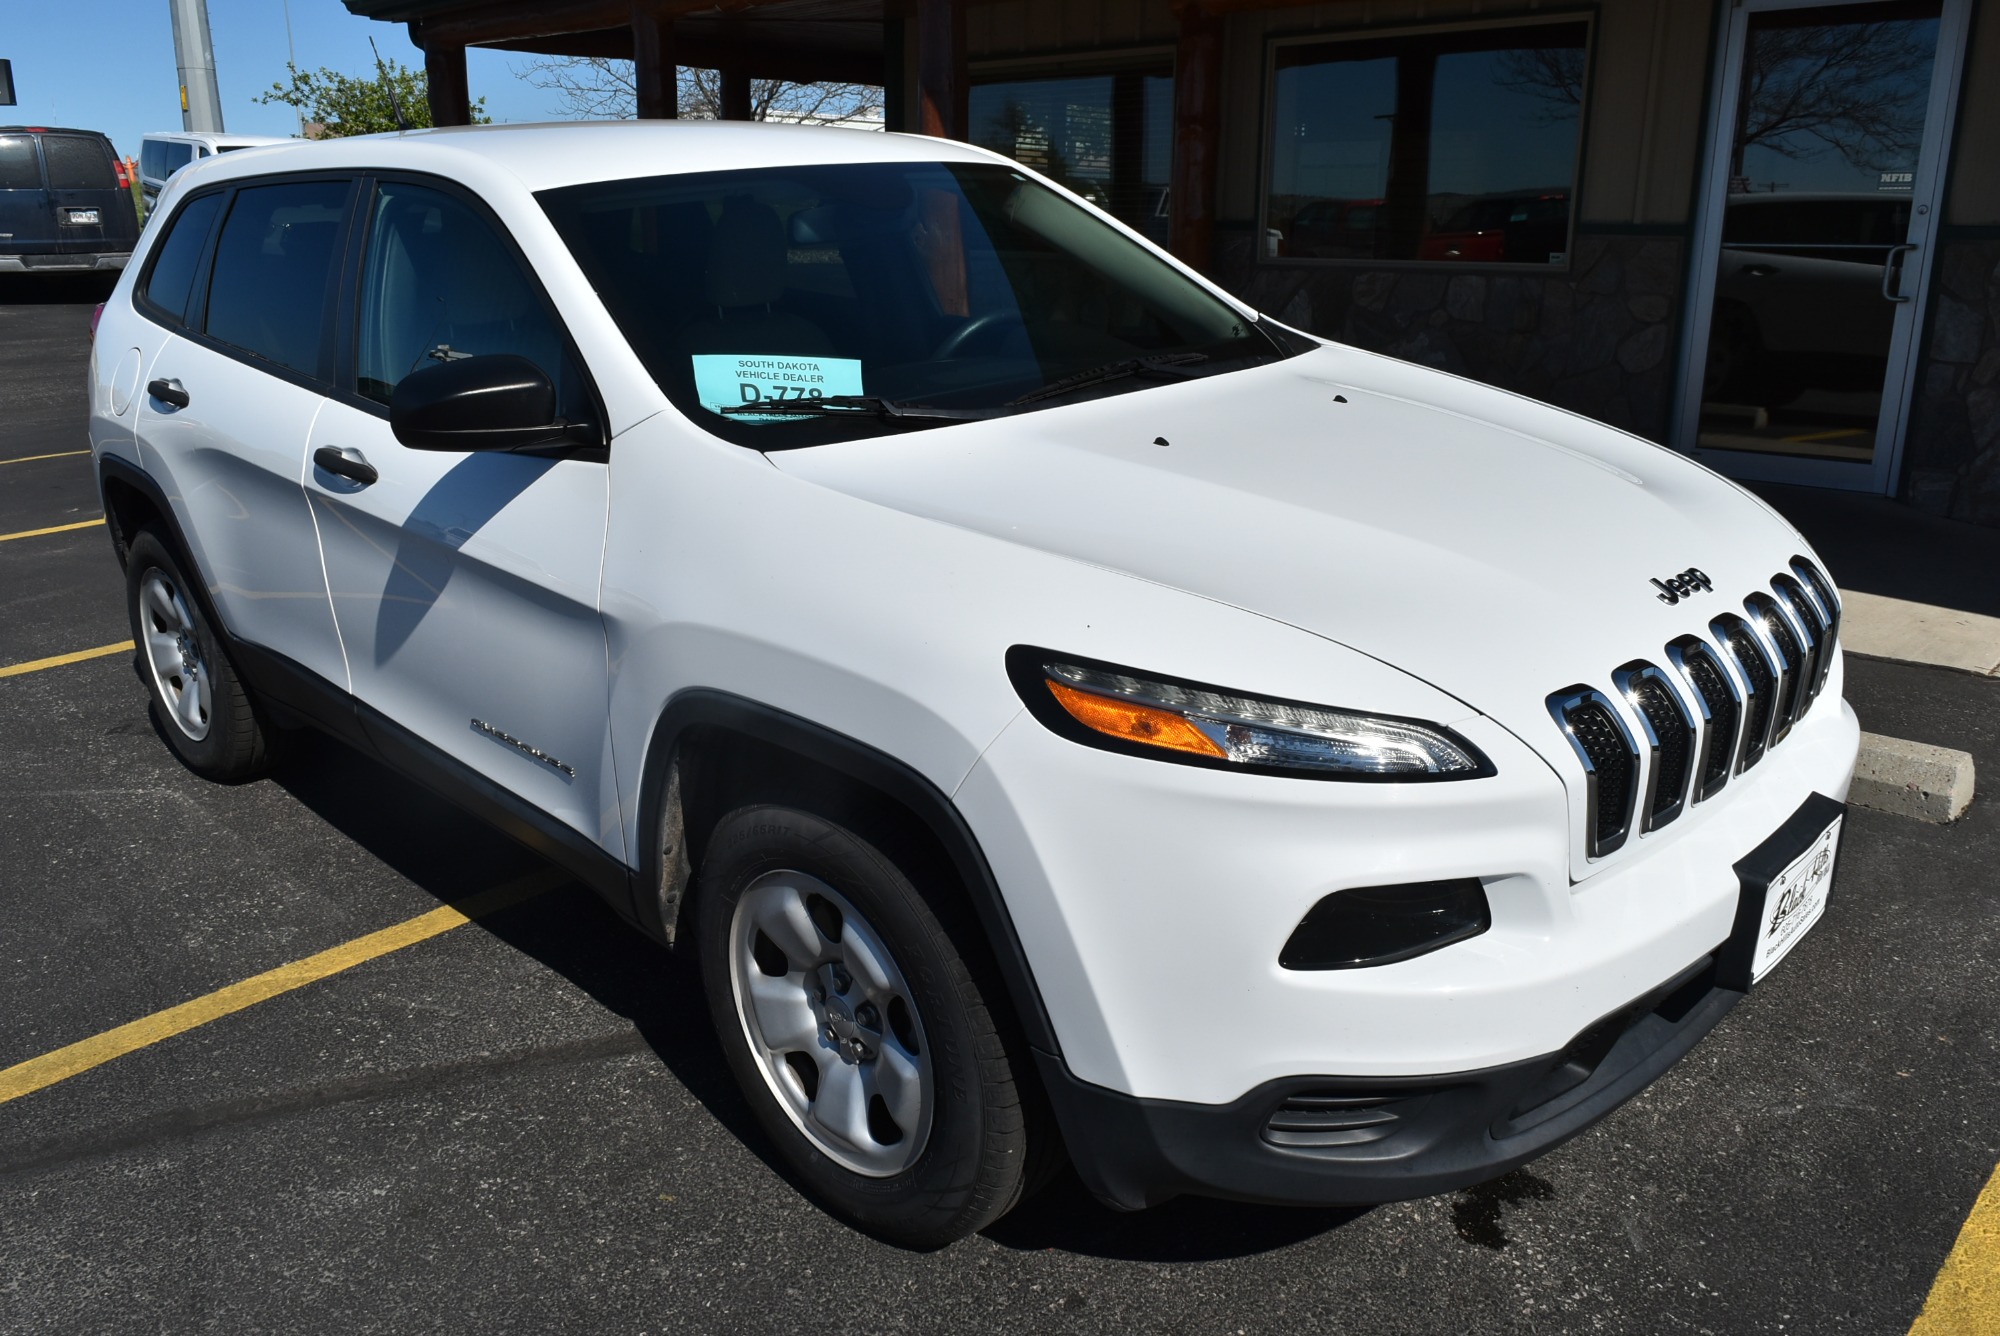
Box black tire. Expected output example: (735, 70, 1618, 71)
(694, 804, 1034, 1247)
(124, 526, 272, 782)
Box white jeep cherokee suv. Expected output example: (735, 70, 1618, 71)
(87, 123, 1860, 1247)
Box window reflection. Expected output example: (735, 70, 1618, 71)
(969, 72, 1174, 244)
(1264, 21, 1588, 265)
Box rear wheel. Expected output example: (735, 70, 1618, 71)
(125, 526, 272, 781)
(694, 804, 1035, 1247)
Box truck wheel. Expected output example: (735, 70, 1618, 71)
(125, 526, 272, 782)
(694, 804, 1034, 1247)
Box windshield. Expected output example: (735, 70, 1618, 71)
(538, 161, 1292, 447)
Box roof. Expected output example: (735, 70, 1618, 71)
(165, 118, 997, 198)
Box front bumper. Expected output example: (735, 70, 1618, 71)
(1038, 945, 1740, 1209)
(0, 252, 129, 272)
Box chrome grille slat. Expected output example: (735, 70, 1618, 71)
(1547, 687, 1639, 859)
(1746, 592, 1803, 745)
(1771, 574, 1826, 721)
(1665, 635, 1740, 805)
(1611, 660, 1695, 833)
(1712, 612, 1778, 772)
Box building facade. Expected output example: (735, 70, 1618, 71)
(356, 0, 1999, 525)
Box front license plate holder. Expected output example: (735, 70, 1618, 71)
(1717, 792, 1846, 991)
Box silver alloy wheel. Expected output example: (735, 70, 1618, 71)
(137, 568, 212, 742)
(728, 870, 933, 1177)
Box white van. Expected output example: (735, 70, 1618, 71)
(137, 131, 288, 210)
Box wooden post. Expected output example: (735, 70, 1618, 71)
(423, 40, 471, 127)
(1169, 3, 1221, 272)
(721, 66, 753, 121)
(915, 0, 965, 139)
(632, 3, 677, 119)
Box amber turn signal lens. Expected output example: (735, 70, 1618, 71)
(1046, 680, 1227, 758)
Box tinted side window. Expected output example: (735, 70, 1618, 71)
(0, 135, 40, 191)
(355, 180, 580, 413)
(141, 193, 226, 325)
(203, 180, 349, 379)
(43, 135, 116, 191)
(140, 140, 164, 181)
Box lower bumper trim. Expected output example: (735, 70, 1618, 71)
(1038, 952, 1741, 1210)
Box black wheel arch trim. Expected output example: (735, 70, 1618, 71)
(634, 688, 1062, 1057)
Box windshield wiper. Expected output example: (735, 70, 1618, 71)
(1007, 351, 1211, 406)
(718, 394, 995, 422)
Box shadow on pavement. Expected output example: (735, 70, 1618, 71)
(1748, 482, 2000, 619)
(263, 729, 1371, 1260)
(0, 272, 120, 306)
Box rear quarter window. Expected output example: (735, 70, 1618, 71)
(0, 135, 40, 191)
(140, 192, 226, 325)
(43, 135, 116, 191)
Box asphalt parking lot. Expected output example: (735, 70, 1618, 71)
(2, 276, 1995, 1334)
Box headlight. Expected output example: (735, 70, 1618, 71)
(1007, 649, 1493, 781)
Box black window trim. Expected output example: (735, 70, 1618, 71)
(329, 168, 610, 461)
(1256, 8, 1598, 274)
(136, 169, 362, 399)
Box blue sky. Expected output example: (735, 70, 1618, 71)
(2, 1, 563, 161)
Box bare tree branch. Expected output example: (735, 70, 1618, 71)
(514, 55, 882, 125)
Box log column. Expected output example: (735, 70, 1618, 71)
(632, 3, 677, 119)
(1169, 2, 1222, 272)
(915, 0, 965, 139)
(422, 38, 471, 127)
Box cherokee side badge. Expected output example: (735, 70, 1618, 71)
(1651, 567, 1714, 605)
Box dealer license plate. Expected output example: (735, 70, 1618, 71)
(1749, 816, 1840, 983)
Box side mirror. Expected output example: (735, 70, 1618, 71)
(389, 354, 596, 453)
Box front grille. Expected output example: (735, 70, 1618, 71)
(1550, 564, 1841, 862)
(1548, 688, 1639, 857)
(1263, 1093, 1407, 1148)
(1667, 636, 1740, 803)
(1612, 661, 1695, 831)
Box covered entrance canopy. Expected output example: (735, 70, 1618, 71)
(340, 0, 1228, 270)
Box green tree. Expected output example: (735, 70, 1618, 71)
(255, 60, 489, 137)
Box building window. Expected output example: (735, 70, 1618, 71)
(1264, 18, 1590, 266)
(970, 70, 1174, 244)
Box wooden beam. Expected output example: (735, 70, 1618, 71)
(423, 41, 471, 127)
(1169, 3, 1222, 271)
(720, 65, 753, 120)
(481, 30, 884, 86)
(632, 3, 676, 119)
(915, 0, 965, 139)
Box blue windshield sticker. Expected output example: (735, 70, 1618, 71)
(691, 354, 864, 420)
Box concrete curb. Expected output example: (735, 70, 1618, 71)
(1851, 732, 1976, 824)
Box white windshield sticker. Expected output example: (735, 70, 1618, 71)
(691, 354, 864, 420)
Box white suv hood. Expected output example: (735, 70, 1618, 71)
(771, 343, 1812, 763)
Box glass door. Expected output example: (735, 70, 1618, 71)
(1676, 0, 1970, 491)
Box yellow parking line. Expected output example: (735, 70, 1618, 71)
(0, 517, 105, 543)
(1910, 1161, 2000, 1334)
(0, 869, 566, 1107)
(0, 640, 134, 679)
(0, 449, 91, 466)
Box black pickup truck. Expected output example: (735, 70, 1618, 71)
(0, 127, 138, 274)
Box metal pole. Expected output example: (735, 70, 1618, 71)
(167, 0, 225, 133)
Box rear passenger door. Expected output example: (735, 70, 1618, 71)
(304, 176, 615, 849)
(134, 177, 353, 692)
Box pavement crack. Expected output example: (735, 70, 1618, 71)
(0, 1028, 653, 1177)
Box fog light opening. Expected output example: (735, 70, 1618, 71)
(1279, 879, 1491, 970)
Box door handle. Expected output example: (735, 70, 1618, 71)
(313, 445, 379, 486)
(1881, 243, 1919, 303)
(1741, 263, 1778, 278)
(146, 377, 189, 409)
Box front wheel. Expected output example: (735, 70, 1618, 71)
(694, 805, 1036, 1247)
